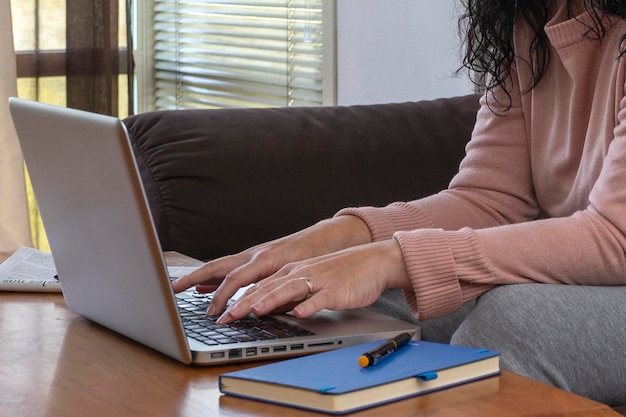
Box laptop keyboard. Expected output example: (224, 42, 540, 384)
(176, 292, 315, 346)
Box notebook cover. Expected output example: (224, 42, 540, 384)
(220, 339, 499, 395)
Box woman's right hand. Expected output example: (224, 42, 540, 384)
(170, 215, 372, 316)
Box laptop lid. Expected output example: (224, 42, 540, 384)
(9, 98, 418, 365)
(10, 97, 194, 363)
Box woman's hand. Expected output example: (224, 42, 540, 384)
(214, 239, 411, 324)
(170, 215, 372, 315)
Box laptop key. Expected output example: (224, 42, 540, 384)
(214, 338, 238, 345)
(232, 334, 258, 343)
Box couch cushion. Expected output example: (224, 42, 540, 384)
(124, 95, 480, 261)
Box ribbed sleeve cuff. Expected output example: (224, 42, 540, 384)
(336, 202, 434, 242)
(395, 227, 494, 320)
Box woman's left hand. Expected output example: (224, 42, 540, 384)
(215, 239, 411, 324)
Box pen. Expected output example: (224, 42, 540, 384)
(358, 332, 412, 367)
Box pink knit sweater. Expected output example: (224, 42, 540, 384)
(338, 2, 626, 320)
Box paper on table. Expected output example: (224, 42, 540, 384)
(0, 246, 61, 292)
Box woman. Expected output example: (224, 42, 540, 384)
(173, 0, 626, 405)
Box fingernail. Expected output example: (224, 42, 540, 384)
(216, 304, 238, 324)
(206, 303, 217, 316)
(250, 300, 265, 314)
(293, 305, 306, 317)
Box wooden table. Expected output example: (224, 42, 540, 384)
(0, 255, 621, 417)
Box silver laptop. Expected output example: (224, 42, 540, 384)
(9, 97, 418, 365)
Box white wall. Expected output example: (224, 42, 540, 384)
(336, 0, 475, 105)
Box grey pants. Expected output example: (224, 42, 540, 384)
(369, 285, 626, 406)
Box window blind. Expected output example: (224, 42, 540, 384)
(152, 0, 326, 109)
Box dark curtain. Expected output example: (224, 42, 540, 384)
(66, 0, 133, 115)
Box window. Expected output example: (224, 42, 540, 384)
(134, 0, 336, 111)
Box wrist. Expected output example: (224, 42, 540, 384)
(383, 239, 412, 291)
(325, 215, 372, 248)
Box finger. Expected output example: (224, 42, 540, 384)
(291, 300, 317, 319)
(213, 276, 292, 323)
(206, 270, 261, 315)
(171, 272, 220, 293)
(208, 253, 291, 314)
(248, 277, 321, 318)
(194, 284, 220, 294)
(171, 255, 241, 293)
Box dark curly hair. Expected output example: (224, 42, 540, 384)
(459, 0, 626, 105)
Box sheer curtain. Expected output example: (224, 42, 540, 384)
(0, 0, 32, 262)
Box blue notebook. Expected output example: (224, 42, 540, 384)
(219, 340, 500, 414)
